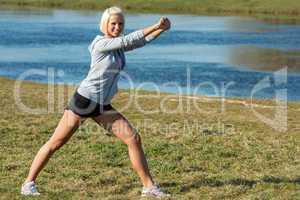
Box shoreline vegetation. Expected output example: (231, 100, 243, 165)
(1, 0, 300, 22)
(1, 77, 300, 199)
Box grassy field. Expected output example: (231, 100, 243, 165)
(0, 76, 299, 199)
(0, 0, 300, 21)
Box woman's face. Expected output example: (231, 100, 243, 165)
(106, 14, 124, 38)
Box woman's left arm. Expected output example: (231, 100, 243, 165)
(144, 17, 171, 43)
(119, 17, 170, 51)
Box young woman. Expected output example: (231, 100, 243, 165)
(21, 6, 171, 198)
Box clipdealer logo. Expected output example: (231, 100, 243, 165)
(251, 67, 288, 132)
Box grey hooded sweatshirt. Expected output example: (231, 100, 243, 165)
(77, 30, 149, 105)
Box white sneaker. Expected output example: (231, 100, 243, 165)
(141, 184, 170, 198)
(21, 181, 40, 196)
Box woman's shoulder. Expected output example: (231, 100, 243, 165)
(88, 35, 105, 53)
(92, 35, 105, 43)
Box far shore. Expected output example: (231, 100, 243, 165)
(0, 0, 300, 23)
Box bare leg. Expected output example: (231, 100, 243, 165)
(92, 108, 155, 188)
(24, 110, 84, 183)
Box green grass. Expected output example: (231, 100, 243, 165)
(1, 0, 300, 21)
(0, 77, 299, 199)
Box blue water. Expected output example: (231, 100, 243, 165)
(0, 9, 300, 101)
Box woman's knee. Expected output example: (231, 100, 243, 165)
(125, 132, 142, 146)
(45, 139, 65, 153)
(112, 119, 131, 134)
(112, 119, 138, 140)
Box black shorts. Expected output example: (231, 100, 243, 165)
(65, 91, 113, 118)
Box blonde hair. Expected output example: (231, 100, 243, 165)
(100, 6, 124, 35)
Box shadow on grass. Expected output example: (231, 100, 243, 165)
(261, 176, 300, 184)
(179, 176, 300, 192)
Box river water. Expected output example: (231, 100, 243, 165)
(0, 9, 299, 100)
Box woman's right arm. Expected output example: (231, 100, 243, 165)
(93, 17, 171, 53)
